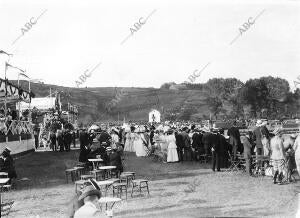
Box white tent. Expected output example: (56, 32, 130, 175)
(17, 97, 56, 111)
(149, 109, 161, 123)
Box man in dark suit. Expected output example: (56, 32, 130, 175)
(97, 130, 111, 147)
(192, 129, 203, 161)
(227, 121, 241, 160)
(181, 127, 192, 161)
(175, 130, 184, 162)
(252, 120, 263, 156)
(202, 129, 213, 156)
(108, 147, 123, 176)
(211, 130, 222, 172)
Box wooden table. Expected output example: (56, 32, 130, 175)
(99, 166, 116, 179)
(0, 178, 10, 217)
(99, 197, 121, 210)
(97, 180, 114, 196)
(88, 158, 103, 170)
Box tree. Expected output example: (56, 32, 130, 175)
(207, 97, 223, 119)
(160, 82, 176, 89)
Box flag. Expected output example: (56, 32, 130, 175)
(6, 62, 25, 72)
(0, 50, 12, 56)
(19, 72, 30, 79)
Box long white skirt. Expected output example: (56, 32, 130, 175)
(167, 148, 179, 162)
(134, 139, 147, 157)
(124, 138, 135, 152)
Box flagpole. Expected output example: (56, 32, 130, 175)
(4, 63, 7, 116)
(28, 77, 31, 122)
(17, 72, 21, 121)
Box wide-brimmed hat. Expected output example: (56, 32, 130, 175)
(78, 186, 101, 201)
(2, 147, 11, 154)
(290, 133, 298, 139)
(256, 120, 263, 127)
(106, 146, 112, 151)
(272, 127, 282, 135)
(201, 126, 210, 132)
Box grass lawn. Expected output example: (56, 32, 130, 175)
(3, 150, 300, 217)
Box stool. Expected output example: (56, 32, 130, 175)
(0, 172, 8, 178)
(112, 183, 128, 200)
(65, 169, 77, 183)
(0, 185, 12, 192)
(120, 173, 134, 186)
(75, 180, 88, 193)
(131, 179, 149, 197)
(107, 178, 120, 184)
(77, 162, 86, 168)
(74, 167, 85, 180)
(80, 175, 94, 180)
(122, 172, 136, 179)
(90, 170, 103, 181)
(199, 155, 208, 163)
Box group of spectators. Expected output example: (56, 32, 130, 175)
(47, 129, 76, 152)
(78, 129, 123, 176)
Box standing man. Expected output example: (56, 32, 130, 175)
(227, 121, 241, 160)
(241, 134, 253, 176)
(181, 127, 192, 161)
(175, 130, 184, 162)
(211, 131, 221, 172)
(192, 128, 203, 161)
(33, 127, 39, 149)
(253, 120, 264, 172)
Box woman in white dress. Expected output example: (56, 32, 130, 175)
(166, 129, 179, 162)
(124, 127, 134, 152)
(134, 127, 148, 157)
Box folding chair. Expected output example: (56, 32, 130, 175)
(1, 200, 14, 217)
(225, 152, 242, 172)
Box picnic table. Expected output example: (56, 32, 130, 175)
(88, 158, 103, 170)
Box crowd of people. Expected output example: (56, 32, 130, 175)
(76, 119, 299, 184)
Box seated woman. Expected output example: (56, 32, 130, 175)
(0, 147, 17, 183)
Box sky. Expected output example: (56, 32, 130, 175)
(0, 0, 299, 90)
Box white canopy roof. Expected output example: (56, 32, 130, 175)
(17, 97, 56, 111)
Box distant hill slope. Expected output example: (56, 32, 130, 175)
(13, 81, 230, 123)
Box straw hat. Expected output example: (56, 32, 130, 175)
(272, 127, 282, 135)
(163, 126, 170, 133)
(256, 120, 263, 127)
(106, 146, 112, 151)
(201, 126, 210, 132)
(2, 147, 11, 154)
(78, 186, 101, 201)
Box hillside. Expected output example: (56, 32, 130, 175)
(12, 81, 222, 123)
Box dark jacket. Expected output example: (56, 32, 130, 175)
(227, 126, 241, 146)
(175, 132, 184, 149)
(79, 146, 91, 163)
(79, 131, 89, 148)
(0, 155, 17, 179)
(109, 152, 123, 172)
(97, 132, 111, 146)
(253, 127, 263, 148)
(192, 132, 203, 150)
(181, 132, 191, 148)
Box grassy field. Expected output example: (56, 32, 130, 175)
(3, 150, 300, 217)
